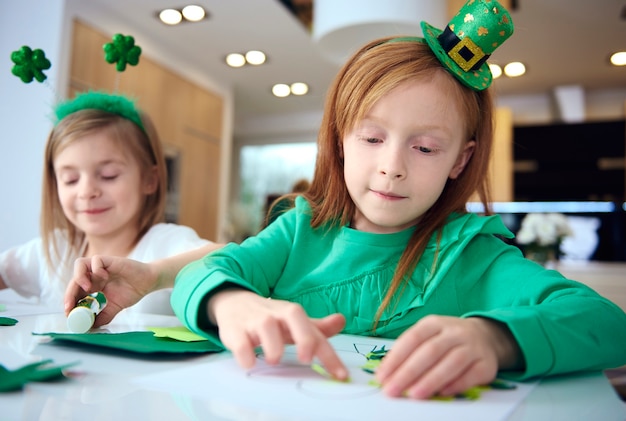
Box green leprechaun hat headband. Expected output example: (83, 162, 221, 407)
(421, 0, 514, 91)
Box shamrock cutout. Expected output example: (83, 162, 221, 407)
(103, 34, 142, 72)
(10, 46, 51, 83)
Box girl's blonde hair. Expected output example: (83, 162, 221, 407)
(304, 38, 495, 329)
(40, 108, 167, 268)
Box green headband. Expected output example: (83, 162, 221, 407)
(54, 91, 145, 132)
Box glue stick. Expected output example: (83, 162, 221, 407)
(67, 292, 107, 333)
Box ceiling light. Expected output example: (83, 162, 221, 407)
(504, 61, 526, 77)
(272, 84, 291, 98)
(159, 9, 182, 25)
(158, 5, 208, 25)
(290, 82, 309, 95)
(225, 53, 246, 68)
(182, 5, 205, 22)
(225, 50, 268, 67)
(245, 51, 266, 65)
(489, 63, 502, 79)
(610, 51, 626, 66)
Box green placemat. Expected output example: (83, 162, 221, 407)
(34, 331, 222, 354)
(0, 317, 18, 326)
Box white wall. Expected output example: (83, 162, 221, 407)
(0, 0, 67, 251)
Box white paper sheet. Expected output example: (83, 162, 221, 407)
(134, 334, 536, 421)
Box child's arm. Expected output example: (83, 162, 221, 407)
(374, 315, 522, 400)
(64, 242, 223, 326)
(208, 287, 349, 380)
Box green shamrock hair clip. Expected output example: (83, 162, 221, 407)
(10, 46, 51, 83)
(103, 34, 142, 72)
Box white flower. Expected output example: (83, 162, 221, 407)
(516, 213, 573, 247)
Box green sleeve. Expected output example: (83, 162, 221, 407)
(456, 235, 626, 380)
(171, 207, 299, 347)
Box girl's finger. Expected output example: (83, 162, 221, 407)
(404, 346, 474, 399)
(223, 330, 260, 370)
(376, 317, 441, 382)
(283, 308, 348, 380)
(438, 362, 484, 397)
(313, 313, 346, 337)
(257, 317, 287, 365)
(312, 337, 349, 381)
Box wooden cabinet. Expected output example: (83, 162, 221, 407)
(513, 120, 625, 202)
(68, 19, 222, 240)
(470, 107, 514, 203)
(491, 107, 513, 202)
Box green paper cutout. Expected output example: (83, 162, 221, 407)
(34, 331, 222, 354)
(147, 326, 208, 342)
(0, 360, 79, 392)
(311, 362, 351, 383)
(0, 316, 18, 326)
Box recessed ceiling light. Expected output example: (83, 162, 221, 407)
(489, 63, 502, 79)
(225, 50, 268, 67)
(504, 61, 526, 77)
(610, 51, 626, 66)
(226, 53, 246, 68)
(245, 50, 266, 65)
(290, 82, 309, 95)
(158, 5, 207, 25)
(159, 9, 182, 25)
(272, 84, 291, 98)
(182, 5, 205, 22)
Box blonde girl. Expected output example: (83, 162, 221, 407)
(0, 92, 215, 315)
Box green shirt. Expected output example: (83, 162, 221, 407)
(172, 196, 626, 380)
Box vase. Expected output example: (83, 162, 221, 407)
(524, 245, 557, 268)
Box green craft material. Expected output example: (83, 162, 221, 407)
(0, 316, 18, 326)
(0, 360, 79, 392)
(34, 331, 222, 354)
(311, 362, 351, 383)
(147, 326, 208, 342)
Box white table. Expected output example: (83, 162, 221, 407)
(1, 292, 624, 421)
(555, 261, 626, 312)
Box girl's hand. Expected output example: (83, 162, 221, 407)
(209, 288, 349, 380)
(65, 244, 222, 327)
(375, 315, 522, 399)
(64, 255, 157, 327)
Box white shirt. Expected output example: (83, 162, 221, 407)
(0, 223, 211, 312)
